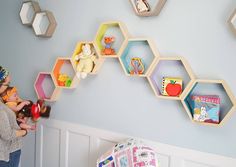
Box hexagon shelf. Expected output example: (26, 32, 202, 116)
(19, 1, 41, 26)
(228, 9, 236, 36)
(147, 57, 195, 100)
(52, 58, 79, 89)
(119, 38, 159, 77)
(181, 79, 236, 126)
(94, 21, 129, 58)
(129, 0, 167, 17)
(71, 41, 105, 76)
(32, 10, 57, 37)
(34, 72, 61, 102)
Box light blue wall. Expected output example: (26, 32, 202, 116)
(0, 0, 236, 166)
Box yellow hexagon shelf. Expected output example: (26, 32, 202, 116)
(228, 9, 236, 36)
(71, 41, 105, 77)
(94, 21, 129, 58)
(19, 1, 41, 26)
(119, 38, 160, 77)
(34, 72, 61, 102)
(147, 57, 195, 100)
(52, 57, 79, 89)
(181, 79, 236, 126)
(32, 10, 57, 37)
(129, 0, 167, 17)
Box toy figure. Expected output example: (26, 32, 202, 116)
(102, 36, 116, 55)
(136, 0, 150, 13)
(58, 73, 72, 87)
(75, 43, 97, 79)
(1, 86, 51, 124)
(129, 57, 145, 75)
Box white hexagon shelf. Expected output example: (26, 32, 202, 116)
(34, 72, 61, 102)
(181, 79, 236, 126)
(19, 1, 41, 26)
(228, 9, 236, 36)
(94, 21, 129, 58)
(147, 57, 195, 100)
(32, 10, 57, 37)
(119, 38, 160, 77)
(129, 0, 167, 17)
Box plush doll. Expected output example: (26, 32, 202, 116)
(102, 36, 116, 55)
(136, 0, 150, 13)
(75, 43, 97, 79)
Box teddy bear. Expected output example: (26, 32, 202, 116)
(75, 43, 97, 79)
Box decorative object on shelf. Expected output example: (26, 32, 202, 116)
(148, 57, 195, 100)
(32, 10, 57, 37)
(74, 43, 97, 79)
(52, 58, 78, 89)
(72, 41, 104, 78)
(135, 0, 150, 13)
(57, 74, 72, 87)
(102, 36, 116, 55)
(19, 1, 41, 26)
(162, 77, 182, 97)
(97, 138, 159, 167)
(119, 38, 159, 77)
(228, 9, 236, 36)
(189, 95, 220, 124)
(129, 57, 145, 75)
(34, 72, 61, 102)
(129, 0, 167, 17)
(181, 79, 236, 126)
(94, 21, 129, 58)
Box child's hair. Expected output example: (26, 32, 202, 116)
(0, 66, 9, 84)
(0, 86, 17, 102)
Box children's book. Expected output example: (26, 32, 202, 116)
(162, 77, 182, 96)
(190, 95, 220, 124)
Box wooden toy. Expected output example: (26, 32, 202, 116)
(135, 0, 150, 13)
(129, 57, 145, 75)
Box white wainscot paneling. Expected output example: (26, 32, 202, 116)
(36, 119, 236, 167)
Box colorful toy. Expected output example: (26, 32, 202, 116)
(136, 0, 150, 13)
(97, 138, 159, 167)
(102, 36, 116, 55)
(75, 43, 97, 79)
(190, 95, 220, 124)
(162, 77, 182, 96)
(129, 57, 145, 75)
(57, 73, 72, 87)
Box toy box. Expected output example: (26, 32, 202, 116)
(162, 77, 182, 96)
(190, 95, 220, 124)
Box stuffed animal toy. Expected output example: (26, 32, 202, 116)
(136, 0, 150, 13)
(75, 43, 97, 79)
(102, 36, 116, 55)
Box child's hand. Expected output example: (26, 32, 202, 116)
(22, 100, 30, 105)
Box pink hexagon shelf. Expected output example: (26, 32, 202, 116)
(34, 72, 61, 101)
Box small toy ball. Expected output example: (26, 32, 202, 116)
(97, 138, 159, 167)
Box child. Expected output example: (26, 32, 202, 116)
(1, 86, 36, 130)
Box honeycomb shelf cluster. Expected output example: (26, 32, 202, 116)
(34, 20, 236, 127)
(19, 1, 56, 37)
